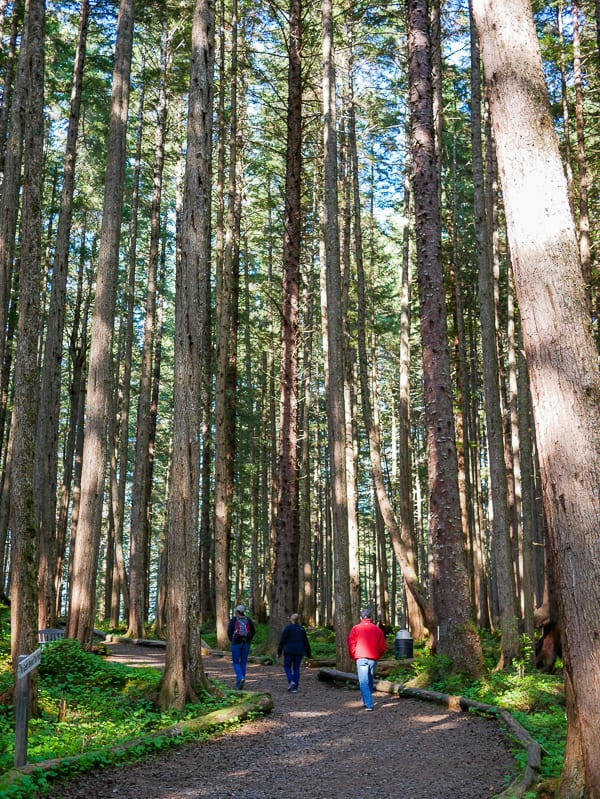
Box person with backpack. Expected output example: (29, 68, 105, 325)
(227, 604, 256, 689)
(277, 613, 312, 693)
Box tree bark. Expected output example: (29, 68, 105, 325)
(215, 0, 241, 646)
(407, 0, 483, 676)
(9, 0, 44, 699)
(128, 19, 169, 639)
(321, 0, 352, 672)
(270, 0, 302, 647)
(67, 0, 135, 648)
(469, 4, 519, 668)
(160, 0, 215, 710)
(472, 0, 600, 793)
(35, 0, 89, 630)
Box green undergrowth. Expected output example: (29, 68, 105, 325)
(0, 625, 565, 799)
(0, 634, 253, 799)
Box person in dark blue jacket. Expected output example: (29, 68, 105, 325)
(277, 613, 312, 692)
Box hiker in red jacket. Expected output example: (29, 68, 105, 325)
(347, 608, 387, 710)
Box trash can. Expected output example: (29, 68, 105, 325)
(394, 629, 413, 659)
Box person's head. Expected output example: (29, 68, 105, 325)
(235, 604, 246, 615)
(290, 613, 300, 624)
(360, 608, 372, 620)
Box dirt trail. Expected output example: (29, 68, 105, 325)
(43, 641, 518, 799)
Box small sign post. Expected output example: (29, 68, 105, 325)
(15, 649, 42, 768)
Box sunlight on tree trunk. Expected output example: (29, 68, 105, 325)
(473, 0, 600, 793)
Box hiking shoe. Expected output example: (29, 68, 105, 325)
(239, 678, 245, 689)
(365, 705, 374, 711)
(288, 682, 295, 692)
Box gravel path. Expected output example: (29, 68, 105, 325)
(43, 642, 518, 799)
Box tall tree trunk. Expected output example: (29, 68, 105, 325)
(109, 62, 145, 627)
(571, 0, 591, 314)
(67, 0, 135, 648)
(473, 0, 600, 793)
(269, 0, 302, 647)
(0, 3, 20, 181)
(55, 232, 90, 616)
(407, 0, 483, 676)
(159, 0, 214, 710)
(35, 0, 89, 630)
(351, 42, 433, 636)
(214, 0, 239, 646)
(340, 6, 361, 626)
(128, 22, 169, 639)
(0, 2, 25, 411)
(321, 0, 352, 671)
(298, 262, 315, 623)
(469, 4, 519, 668)
(9, 0, 44, 698)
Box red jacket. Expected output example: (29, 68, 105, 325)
(347, 619, 387, 661)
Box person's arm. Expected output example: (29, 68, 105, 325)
(378, 628, 387, 658)
(304, 630, 312, 659)
(347, 627, 357, 659)
(277, 625, 288, 656)
(248, 618, 256, 641)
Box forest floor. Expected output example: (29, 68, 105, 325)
(43, 641, 519, 799)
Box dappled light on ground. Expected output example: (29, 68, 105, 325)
(44, 645, 517, 799)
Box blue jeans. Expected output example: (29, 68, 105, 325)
(283, 653, 303, 688)
(356, 657, 377, 708)
(231, 641, 250, 687)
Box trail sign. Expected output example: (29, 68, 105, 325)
(17, 648, 41, 679)
(15, 649, 42, 767)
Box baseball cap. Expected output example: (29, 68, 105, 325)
(235, 604, 246, 613)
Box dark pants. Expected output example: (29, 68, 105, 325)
(283, 653, 303, 689)
(231, 641, 250, 687)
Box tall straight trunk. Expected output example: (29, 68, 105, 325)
(469, 4, 519, 667)
(339, 9, 360, 625)
(67, 0, 135, 647)
(9, 0, 44, 689)
(214, 0, 239, 646)
(407, 0, 483, 676)
(448, 124, 476, 623)
(394, 142, 424, 637)
(270, 0, 302, 645)
(571, 0, 591, 313)
(160, 0, 214, 710)
(473, 0, 600, 792)
(55, 232, 90, 616)
(351, 50, 433, 635)
(509, 263, 535, 641)
(298, 263, 315, 623)
(35, 0, 89, 629)
(109, 65, 145, 626)
(128, 23, 168, 639)
(557, 3, 574, 206)
(321, 0, 352, 671)
(0, 3, 20, 182)
(0, 2, 25, 403)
